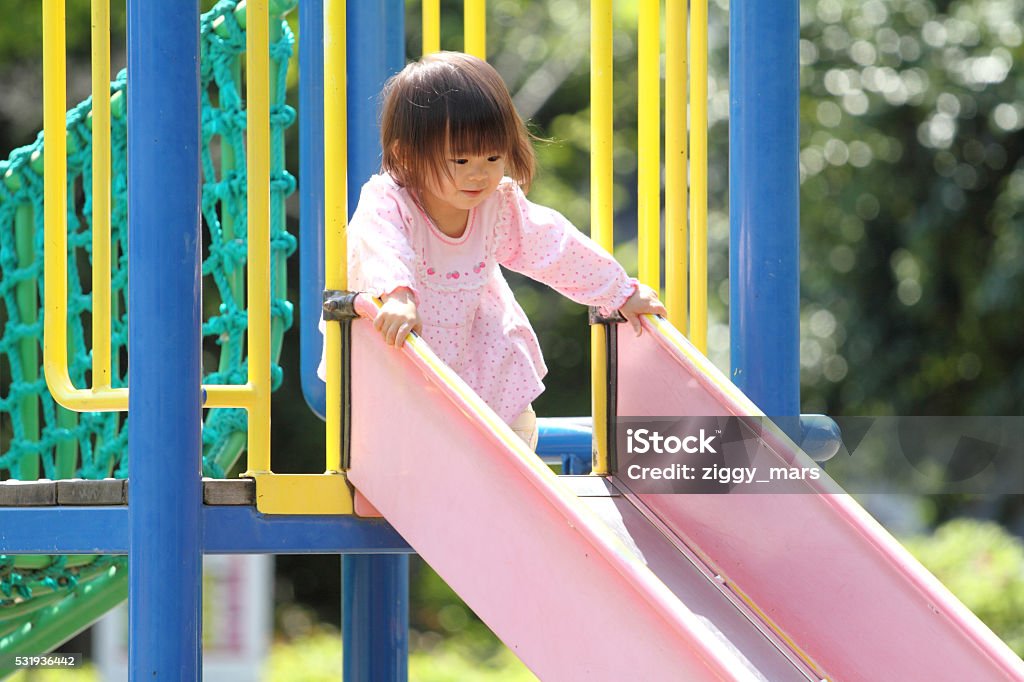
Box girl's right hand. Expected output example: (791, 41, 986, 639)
(618, 283, 668, 336)
(375, 288, 422, 348)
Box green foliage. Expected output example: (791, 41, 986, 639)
(0, 1, 126, 64)
(264, 625, 536, 682)
(796, 0, 1024, 525)
(409, 558, 501, 653)
(798, 0, 1024, 418)
(904, 519, 1024, 655)
(0, 629, 537, 681)
(263, 628, 343, 682)
(409, 642, 536, 681)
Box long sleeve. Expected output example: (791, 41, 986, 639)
(346, 180, 420, 303)
(319, 177, 419, 383)
(495, 181, 637, 314)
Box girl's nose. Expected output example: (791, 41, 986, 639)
(468, 160, 489, 179)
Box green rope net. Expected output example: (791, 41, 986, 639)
(0, 0, 297, 660)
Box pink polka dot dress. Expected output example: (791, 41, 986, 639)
(319, 173, 638, 425)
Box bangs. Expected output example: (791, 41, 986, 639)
(380, 52, 536, 191)
(446, 96, 518, 158)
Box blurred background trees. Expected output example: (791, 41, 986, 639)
(1, 0, 1021, 671)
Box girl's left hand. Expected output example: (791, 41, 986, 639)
(619, 283, 668, 336)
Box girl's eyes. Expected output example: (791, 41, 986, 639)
(450, 155, 502, 164)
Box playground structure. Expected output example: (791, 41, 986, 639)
(1, 1, 1023, 681)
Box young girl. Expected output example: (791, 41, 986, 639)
(320, 51, 666, 448)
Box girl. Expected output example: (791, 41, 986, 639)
(320, 51, 666, 448)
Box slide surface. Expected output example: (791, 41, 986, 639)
(614, 316, 1024, 682)
(345, 297, 1024, 681)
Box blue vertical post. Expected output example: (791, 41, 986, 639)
(344, 0, 406, 207)
(343, 555, 409, 680)
(127, 0, 203, 678)
(729, 0, 801, 429)
(342, 3, 409, 680)
(299, 0, 327, 419)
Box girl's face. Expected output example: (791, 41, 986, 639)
(422, 151, 506, 216)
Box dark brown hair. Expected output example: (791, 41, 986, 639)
(380, 51, 536, 192)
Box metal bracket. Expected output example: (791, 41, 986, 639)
(588, 306, 625, 326)
(323, 289, 361, 321)
(250, 472, 355, 515)
(321, 290, 355, 472)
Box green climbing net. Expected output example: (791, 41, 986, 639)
(0, 0, 297, 658)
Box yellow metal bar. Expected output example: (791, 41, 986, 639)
(35, 382, 258, 414)
(464, 0, 486, 60)
(243, 0, 273, 475)
(46, 386, 128, 412)
(423, 0, 440, 55)
(91, 0, 112, 389)
(637, 0, 660, 291)
(42, 0, 69, 404)
(251, 473, 354, 514)
(323, 0, 347, 474)
(590, 0, 613, 475)
(202, 385, 257, 409)
(689, 0, 709, 354)
(41, 0, 125, 410)
(40, 1, 266, 417)
(665, 0, 688, 333)
(42, 1, 119, 411)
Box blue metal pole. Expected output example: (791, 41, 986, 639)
(345, 0, 406, 208)
(299, 0, 328, 420)
(342, 3, 408, 680)
(127, 0, 203, 678)
(729, 0, 801, 430)
(343, 554, 410, 680)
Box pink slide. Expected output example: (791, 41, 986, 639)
(613, 315, 1024, 681)
(345, 297, 1024, 681)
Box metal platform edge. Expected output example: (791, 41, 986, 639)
(0, 475, 617, 555)
(0, 506, 411, 556)
(0, 478, 255, 507)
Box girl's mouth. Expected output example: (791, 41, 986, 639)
(462, 189, 483, 197)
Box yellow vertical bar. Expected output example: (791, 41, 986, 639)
(690, 0, 709, 354)
(91, 0, 112, 388)
(324, 0, 347, 473)
(638, 0, 660, 291)
(423, 0, 440, 55)
(591, 0, 613, 475)
(245, 0, 272, 473)
(665, 0, 688, 333)
(43, 0, 71, 396)
(464, 0, 486, 60)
